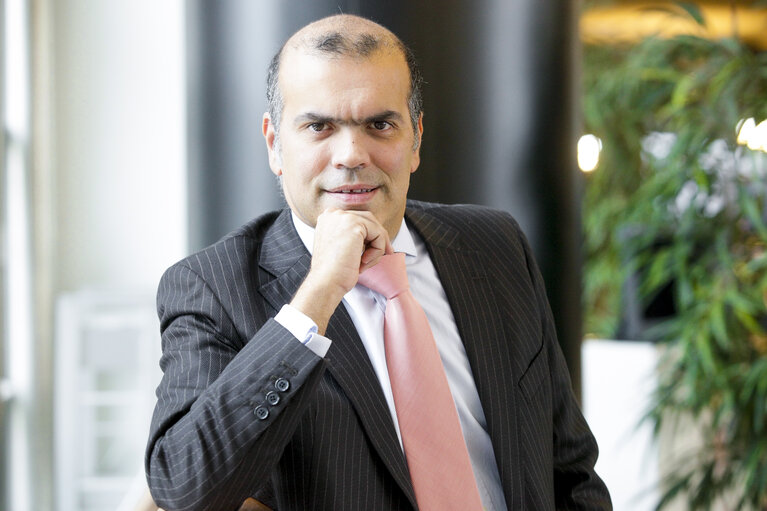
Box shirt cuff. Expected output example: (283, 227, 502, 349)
(274, 304, 332, 358)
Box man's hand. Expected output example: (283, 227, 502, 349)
(290, 208, 392, 335)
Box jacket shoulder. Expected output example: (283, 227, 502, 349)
(162, 209, 284, 279)
(407, 199, 525, 246)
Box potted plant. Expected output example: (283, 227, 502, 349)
(582, 5, 767, 509)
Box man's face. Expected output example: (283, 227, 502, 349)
(263, 49, 423, 240)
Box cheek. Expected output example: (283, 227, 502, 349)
(280, 156, 325, 206)
(382, 150, 416, 185)
(286, 141, 327, 174)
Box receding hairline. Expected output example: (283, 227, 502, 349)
(283, 14, 403, 57)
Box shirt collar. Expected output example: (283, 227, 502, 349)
(291, 211, 417, 259)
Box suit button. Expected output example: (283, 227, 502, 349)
(254, 406, 269, 420)
(274, 378, 290, 392)
(266, 391, 280, 406)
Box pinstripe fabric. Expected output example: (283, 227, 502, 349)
(146, 201, 611, 511)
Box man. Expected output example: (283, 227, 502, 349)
(146, 14, 611, 511)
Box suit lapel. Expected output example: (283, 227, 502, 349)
(257, 210, 416, 507)
(406, 206, 523, 510)
(257, 209, 312, 309)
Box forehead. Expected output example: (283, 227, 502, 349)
(278, 49, 411, 117)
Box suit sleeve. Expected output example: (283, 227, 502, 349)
(145, 261, 326, 511)
(521, 233, 613, 510)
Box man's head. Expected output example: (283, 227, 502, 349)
(262, 14, 425, 239)
(266, 14, 423, 151)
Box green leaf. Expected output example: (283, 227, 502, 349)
(671, 74, 697, 109)
(674, 2, 706, 26)
(677, 276, 694, 309)
(709, 300, 729, 348)
(733, 307, 763, 334)
(739, 191, 767, 240)
(695, 331, 717, 373)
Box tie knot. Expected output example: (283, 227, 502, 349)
(357, 253, 409, 299)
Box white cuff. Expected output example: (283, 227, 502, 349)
(274, 304, 332, 358)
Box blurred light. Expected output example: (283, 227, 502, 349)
(737, 117, 767, 152)
(751, 120, 767, 152)
(578, 134, 602, 172)
(737, 118, 755, 144)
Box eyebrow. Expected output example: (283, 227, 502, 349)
(294, 110, 404, 127)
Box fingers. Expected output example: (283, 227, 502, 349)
(360, 246, 384, 272)
(358, 219, 389, 271)
(292, 209, 395, 335)
(310, 208, 392, 288)
(320, 208, 391, 259)
(323, 209, 393, 270)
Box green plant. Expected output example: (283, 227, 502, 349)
(582, 7, 767, 510)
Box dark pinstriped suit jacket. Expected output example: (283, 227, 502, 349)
(146, 200, 611, 511)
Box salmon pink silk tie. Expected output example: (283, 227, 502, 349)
(358, 253, 483, 511)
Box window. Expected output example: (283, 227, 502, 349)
(2, 0, 37, 510)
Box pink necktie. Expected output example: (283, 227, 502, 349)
(358, 253, 483, 511)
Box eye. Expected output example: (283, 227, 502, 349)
(308, 122, 327, 132)
(371, 120, 392, 131)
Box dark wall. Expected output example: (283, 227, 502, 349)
(186, 1, 583, 396)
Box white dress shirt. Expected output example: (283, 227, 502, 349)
(275, 213, 507, 511)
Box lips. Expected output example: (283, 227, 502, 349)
(325, 184, 380, 205)
(337, 188, 375, 194)
(327, 185, 379, 194)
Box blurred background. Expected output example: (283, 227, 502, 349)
(0, 1, 765, 510)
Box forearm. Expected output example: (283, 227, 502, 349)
(146, 319, 326, 511)
(146, 259, 330, 511)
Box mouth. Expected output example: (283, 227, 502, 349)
(336, 188, 375, 194)
(325, 185, 380, 204)
(326, 185, 379, 194)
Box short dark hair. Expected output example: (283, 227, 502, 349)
(266, 30, 423, 149)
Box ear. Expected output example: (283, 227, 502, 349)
(410, 112, 424, 174)
(262, 113, 282, 176)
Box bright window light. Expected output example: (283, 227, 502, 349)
(4, 1, 33, 510)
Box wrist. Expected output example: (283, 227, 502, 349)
(290, 273, 348, 335)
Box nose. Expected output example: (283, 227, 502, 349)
(331, 128, 370, 170)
